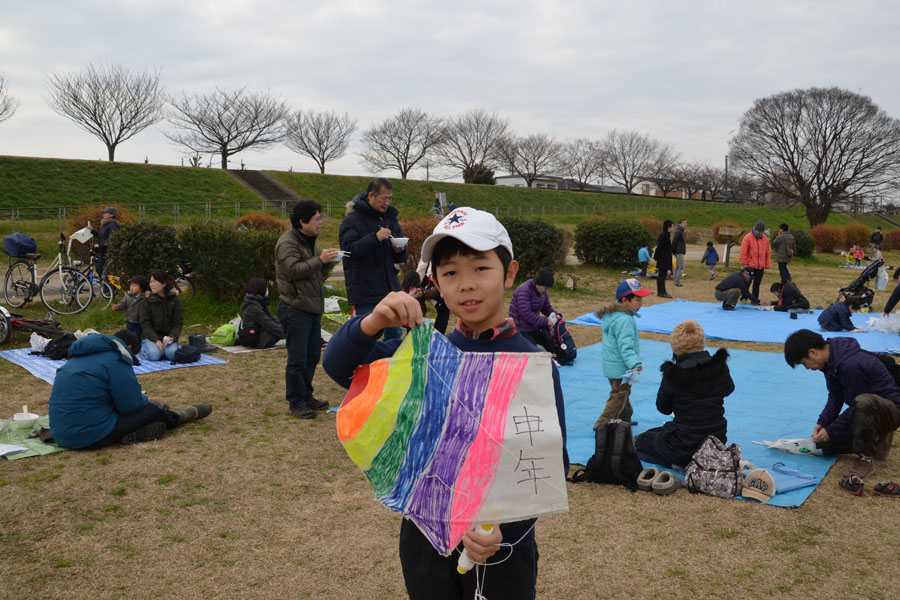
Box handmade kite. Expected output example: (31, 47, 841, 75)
(337, 323, 569, 556)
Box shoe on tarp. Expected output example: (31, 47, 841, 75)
(873, 480, 900, 498)
(839, 475, 865, 496)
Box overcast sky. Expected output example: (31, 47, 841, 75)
(2, 0, 899, 181)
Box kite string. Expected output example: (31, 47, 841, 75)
(467, 520, 538, 600)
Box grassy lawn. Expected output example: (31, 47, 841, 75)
(1, 241, 899, 599)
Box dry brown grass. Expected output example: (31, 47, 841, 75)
(1, 246, 899, 599)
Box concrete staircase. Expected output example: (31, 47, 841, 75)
(228, 169, 303, 215)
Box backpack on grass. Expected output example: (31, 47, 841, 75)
(209, 322, 236, 346)
(571, 419, 643, 490)
(683, 435, 743, 498)
(171, 344, 201, 364)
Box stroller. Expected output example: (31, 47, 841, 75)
(835, 258, 883, 309)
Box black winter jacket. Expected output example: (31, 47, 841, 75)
(339, 193, 408, 305)
(638, 349, 734, 467)
(654, 231, 673, 265)
(240, 293, 284, 348)
(139, 290, 183, 342)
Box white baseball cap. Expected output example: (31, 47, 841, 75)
(420, 207, 514, 265)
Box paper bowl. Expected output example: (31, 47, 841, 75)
(390, 237, 409, 249)
(12, 412, 39, 430)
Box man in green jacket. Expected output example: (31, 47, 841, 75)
(275, 200, 340, 419)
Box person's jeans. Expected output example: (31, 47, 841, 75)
(278, 302, 322, 411)
(656, 265, 669, 296)
(750, 268, 765, 298)
(778, 262, 791, 282)
(354, 303, 402, 340)
(141, 338, 180, 361)
(674, 254, 685, 284)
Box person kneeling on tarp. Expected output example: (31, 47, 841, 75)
(714, 267, 767, 310)
(770, 281, 810, 312)
(634, 320, 734, 470)
(49, 330, 211, 449)
(784, 329, 900, 494)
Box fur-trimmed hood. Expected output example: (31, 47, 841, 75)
(595, 301, 636, 318)
(659, 348, 729, 384)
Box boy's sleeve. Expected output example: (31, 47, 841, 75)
(323, 316, 403, 389)
(615, 319, 642, 371)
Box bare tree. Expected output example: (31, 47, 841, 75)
(0, 73, 18, 125)
(601, 129, 678, 194)
(648, 162, 681, 197)
(697, 163, 726, 201)
(673, 162, 704, 200)
(359, 108, 443, 179)
(285, 109, 357, 174)
(496, 134, 563, 187)
(432, 108, 510, 183)
(560, 138, 605, 190)
(167, 87, 287, 170)
(730, 87, 900, 226)
(45, 63, 163, 161)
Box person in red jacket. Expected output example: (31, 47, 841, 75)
(739, 221, 771, 299)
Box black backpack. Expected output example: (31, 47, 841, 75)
(571, 419, 643, 490)
(40, 333, 77, 360)
(546, 319, 577, 365)
(171, 344, 201, 364)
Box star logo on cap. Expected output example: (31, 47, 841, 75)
(447, 213, 463, 225)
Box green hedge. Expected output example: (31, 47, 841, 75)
(500, 218, 566, 278)
(793, 230, 815, 258)
(106, 222, 183, 282)
(179, 222, 282, 301)
(574, 219, 654, 267)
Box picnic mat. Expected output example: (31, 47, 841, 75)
(560, 340, 838, 507)
(0, 348, 228, 385)
(569, 300, 900, 353)
(1, 415, 65, 460)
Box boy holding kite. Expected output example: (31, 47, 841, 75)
(324, 207, 569, 600)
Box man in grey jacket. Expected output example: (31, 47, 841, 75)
(673, 219, 687, 287)
(773, 223, 797, 283)
(275, 200, 340, 419)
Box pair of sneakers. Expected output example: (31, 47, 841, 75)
(291, 398, 330, 420)
(636, 467, 681, 495)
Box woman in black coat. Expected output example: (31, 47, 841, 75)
(654, 220, 674, 298)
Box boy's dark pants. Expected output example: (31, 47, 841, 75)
(639, 261, 648, 277)
(815, 394, 900, 457)
(399, 519, 538, 600)
(80, 403, 181, 450)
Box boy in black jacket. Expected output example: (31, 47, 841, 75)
(324, 207, 568, 600)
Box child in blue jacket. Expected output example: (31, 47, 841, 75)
(323, 207, 568, 600)
(818, 297, 862, 332)
(701, 241, 719, 280)
(593, 278, 652, 429)
(638, 243, 651, 277)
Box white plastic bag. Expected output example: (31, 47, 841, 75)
(30, 332, 50, 352)
(876, 266, 888, 291)
(754, 437, 822, 456)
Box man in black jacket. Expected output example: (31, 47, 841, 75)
(339, 178, 409, 340)
(654, 220, 674, 298)
(715, 267, 766, 310)
(672, 219, 687, 287)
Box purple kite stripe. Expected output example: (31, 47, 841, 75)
(382, 333, 462, 511)
(406, 351, 494, 554)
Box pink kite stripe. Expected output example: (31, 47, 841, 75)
(448, 353, 529, 545)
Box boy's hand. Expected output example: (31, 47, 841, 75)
(461, 526, 502, 564)
(812, 424, 830, 442)
(360, 292, 423, 336)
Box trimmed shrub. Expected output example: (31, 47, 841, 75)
(179, 222, 281, 301)
(65, 204, 138, 261)
(106, 222, 183, 283)
(235, 211, 287, 232)
(712, 221, 739, 244)
(792, 230, 815, 258)
(397, 218, 436, 273)
(574, 219, 654, 266)
(809, 224, 840, 253)
(883, 229, 900, 251)
(638, 218, 662, 237)
(840, 223, 870, 249)
(684, 229, 701, 244)
(501, 217, 567, 278)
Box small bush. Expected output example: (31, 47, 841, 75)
(793, 230, 816, 258)
(501, 217, 567, 278)
(638, 218, 662, 237)
(179, 222, 281, 301)
(574, 219, 654, 267)
(712, 221, 739, 244)
(397, 218, 436, 273)
(65, 205, 138, 261)
(106, 222, 183, 282)
(684, 229, 701, 244)
(883, 229, 900, 251)
(809, 224, 840, 253)
(235, 211, 287, 232)
(840, 223, 870, 249)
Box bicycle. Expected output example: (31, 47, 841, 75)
(3, 233, 94, 315)
(0, 305, 66, 345)
(71, 250, 116, 308)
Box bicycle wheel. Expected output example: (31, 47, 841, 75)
(4, 261, 36, 307)
(0, 311, 9, 344)
(99, 280, 116, 307)
(174, 276, 194, 303)
(40, 266, 93, 315)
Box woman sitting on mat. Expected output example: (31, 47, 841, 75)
(239, 277, 284, 348)
(634, 320, 734, 470)
(139, 269, 183, 361)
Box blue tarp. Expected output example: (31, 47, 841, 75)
(1, 347, 228, 385)
(569, 300, 900, 353)
(559, 340, 837, 507)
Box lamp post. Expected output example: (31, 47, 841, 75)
(724, 155, 729, 203)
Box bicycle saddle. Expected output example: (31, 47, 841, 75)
(25, 253, 41, 260)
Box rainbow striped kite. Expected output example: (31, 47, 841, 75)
(337, 323, 569, 556)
